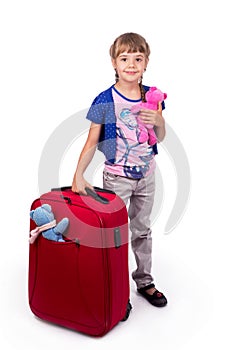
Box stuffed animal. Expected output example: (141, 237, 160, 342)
(131, 86, 167, 145)
(29, 204, 69, 243)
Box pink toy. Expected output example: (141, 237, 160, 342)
(131, 86, 167, 145)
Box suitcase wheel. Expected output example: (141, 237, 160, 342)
(121, 301, 132, 321)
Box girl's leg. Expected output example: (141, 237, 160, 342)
(103, 170, 167, 306)
(128, 173, 156, 289)
(103, 170, 155, 288)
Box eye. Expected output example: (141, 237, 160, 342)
(121, 58, 127, 62)
(136, 58, 143, 62)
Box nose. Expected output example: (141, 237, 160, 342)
(128, 59, 135, 67)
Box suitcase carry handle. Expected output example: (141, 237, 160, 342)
(85, 188, 109, 204)
(51, 186, 114, 194)
(51, 186, 112, 204)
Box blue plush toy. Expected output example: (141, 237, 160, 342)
(29, 204, 69, 243)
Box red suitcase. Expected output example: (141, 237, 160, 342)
(28, 186, 131, 337)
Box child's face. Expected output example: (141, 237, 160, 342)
(112, 51, 148, 84)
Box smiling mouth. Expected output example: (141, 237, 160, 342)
(125, 71, 137, 75)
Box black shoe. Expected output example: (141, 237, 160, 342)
(137, 283, 167, 307)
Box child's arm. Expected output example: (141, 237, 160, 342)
(154, 104, 166, 142)
(72, 122, 102, 194)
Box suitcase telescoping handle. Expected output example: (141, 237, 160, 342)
(51, 186, 112, 204)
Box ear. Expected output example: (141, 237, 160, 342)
(30, 210, 34, 219)
(144, 58, 149, 70)
(41, 204, 52, 212)
(111, 58, 116, 69)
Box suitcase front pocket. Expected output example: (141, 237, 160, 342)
(30, 236, 107, 331)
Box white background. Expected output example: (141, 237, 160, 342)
(1, 0, 229, 349)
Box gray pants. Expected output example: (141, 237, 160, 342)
(103, 170, 155, 289)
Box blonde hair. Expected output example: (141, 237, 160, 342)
(109, 32, 150, 60)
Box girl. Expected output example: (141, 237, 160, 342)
(72, 32, 167, 307)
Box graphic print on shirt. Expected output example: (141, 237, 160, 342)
(119, 108, 138, 130)
(116, 106, 155, 178)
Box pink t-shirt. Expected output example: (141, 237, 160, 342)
(105, 87, 156, 178)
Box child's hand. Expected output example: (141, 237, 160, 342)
(71, 173, 94, 195)
(139, 102, 164, 127)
